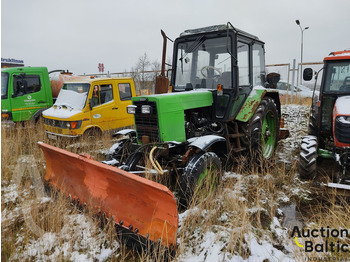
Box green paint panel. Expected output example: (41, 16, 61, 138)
(132, 90, 213, 142)
(235, 88, 266, 122)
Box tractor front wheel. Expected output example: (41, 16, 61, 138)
(179, 152, 221, 208)
(299, 135, 318, 179)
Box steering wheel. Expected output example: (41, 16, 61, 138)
(200, 66, 222, 78)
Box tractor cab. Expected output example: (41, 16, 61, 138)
(171, 24, 268, 120)
(300, 50, 350, 187)
(319, 56, 350, 136)
(304, 50, 350, 139)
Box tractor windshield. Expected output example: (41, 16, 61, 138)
(174, 36, 232, 91)
(323, 60, 350, 93)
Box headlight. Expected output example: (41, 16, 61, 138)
(66, 121, 81, 129)
(141, 105, 152, 114)
(127, 105, 137, 114)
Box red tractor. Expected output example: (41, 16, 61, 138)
(299, 50, 350, 191)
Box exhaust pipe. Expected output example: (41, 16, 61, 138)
(154, 30, 169, 94)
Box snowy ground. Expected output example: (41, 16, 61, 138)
(176, 104, 312, 262)
(1, 104, 314, 261)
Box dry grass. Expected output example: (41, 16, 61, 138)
(1, 123, 128, 261)
(2, 122, 350, 261)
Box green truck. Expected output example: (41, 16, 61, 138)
(1, 67, 84, 123)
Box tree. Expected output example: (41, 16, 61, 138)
(136, 53, 151, 90)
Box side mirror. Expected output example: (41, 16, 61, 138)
(266, 73, 280, 89)
(303, 68, 313, 81)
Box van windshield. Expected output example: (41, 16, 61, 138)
(55, 83, 90, 110)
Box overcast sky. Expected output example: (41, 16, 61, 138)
(2, 0, 350, 75)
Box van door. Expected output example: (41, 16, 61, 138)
(115, 82, 134, 127)
(11, 72, 47, 121)
(90, 82, 118, 131)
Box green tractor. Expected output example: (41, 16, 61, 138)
(107, 23, 283, 206)
(40, 23, 286, 250)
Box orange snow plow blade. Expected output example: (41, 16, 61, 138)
(38, 142, 178, 249)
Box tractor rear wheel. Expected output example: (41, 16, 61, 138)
(299, 135, 318, 179)
(179, 152, 221, 208)
(248, 96, 279, 160)
(308, 112, 318, 136)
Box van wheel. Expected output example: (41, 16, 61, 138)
(83, 128, 102, 139)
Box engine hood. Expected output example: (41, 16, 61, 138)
(132, 90, 213, 112)
(334, 96, 350, 116)
(131, 90, 213, 143)
(42, 106, 82, 119)
(333, 96, 350, 148)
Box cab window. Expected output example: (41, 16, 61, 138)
(118, 83, 132, 100)
(92, 84, 113, 107)
(252, 44, 265, 86)
(237, 43, 250, 86)
(13, 74, 41, 96)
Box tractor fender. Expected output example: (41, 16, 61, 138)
(112, 128, 136, 138)
(236, 87, 280, 122)
(187, 135, 226, 152)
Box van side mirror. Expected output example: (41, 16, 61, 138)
(303, 68, 313, 81)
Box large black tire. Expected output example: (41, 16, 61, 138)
(247, 96, 280, 161)
(308, 111, 318, 136)
(299, 135, 318, 179)
(179, 152, 221, 208)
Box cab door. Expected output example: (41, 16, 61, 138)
(10, 71, 48, 121)
(90, 81, 118, 131)
(114, 81, 134, 128)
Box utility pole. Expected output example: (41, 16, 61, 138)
(296, 20, 309, 85)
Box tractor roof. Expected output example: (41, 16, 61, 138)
(324, 50, 350, 61)
(180, 23, 260, 42)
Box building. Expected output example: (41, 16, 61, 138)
(1, 58, 24, 68)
